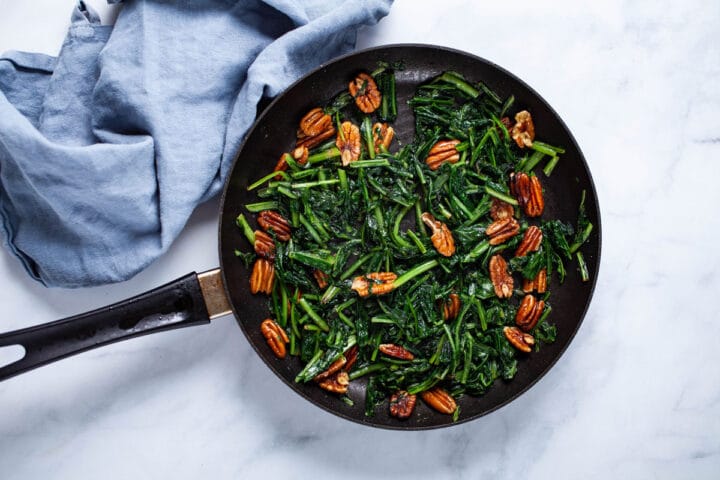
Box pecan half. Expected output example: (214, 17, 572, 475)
(253, 230, 275, 260)
(526, 175, 544, 217)
(510, 172, 544, 218)
(314, 355, 347, 382)
(421, 212, 456, 257)
(390, 390, 417, 419)
(297, 108, 335, 149)
(515, 225, 543, 257)
(489, 254, 513, 299)
(260, 319, 289, 359)
(379, 344, 415, 360)
(503, 326, 535, 353)
(336, 121, 362, 166)
(510, 110, 535, 148)
(486, 217, 520, 246)
(372, 122, 394, 153)
(420, 387, 457, 415)
(250, 258, 275, 294)
(313, 269, 329, 289)
(425, 139, 460, 170)
(317, 371, 350, 394)
(343, 345, 359, 372)
(351, 272, 397, 297)
(299, 107, 333, 137)
(348, 72, 381, 113)
(522, 268, 548, 294)
(490, 198, 515, 221)
(443, 293, 461, 321)
(515, 294, 545, 331)
(257, 210, 291, 241)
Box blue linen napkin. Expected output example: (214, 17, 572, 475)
(0, 0, 392, 287)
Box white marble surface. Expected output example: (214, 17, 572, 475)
(1, 0, 719, 478)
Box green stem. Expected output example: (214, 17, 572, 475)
(298, 214, 324, 244)
(437, 71, 479, 98)
(291, 179, 340, 189)
(245, 201, 278, 212)
(576, 251, 590, 282)
(307, 147, 340, 164)
(522, 150, 545, 173)
(361, 117, 375, 160)
(406, 229, 427, 254)
(393, 259, 439, 289)
(348, 363, 387, 381)
(235, 214, 255, 244)
(340, 251, 378, 281)
(298, 298, 329, 332)
(462, 239, 490, 263)
(570, 223, 594, 254)
(349, 159, 390, 168)
(247, 170, 288, 191)
(531, 141, 565, 156)
(484, 186, 519, 206)
(542, 155, 560, 177)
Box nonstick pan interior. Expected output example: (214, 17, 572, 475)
(218, 44, 601, 430)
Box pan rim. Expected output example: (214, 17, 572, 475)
(217, 43, 602, 430)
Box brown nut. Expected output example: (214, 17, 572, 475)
(260, 319, 289, 359)
(343, 345, 359, 372)
(515, 225, 543, 257)
(348, 72, 381, 113)
(490, 198, 515, 221)
(297, 108, 336, 149)
(314, 355, 347, 382)
(443, 293, 461, 321)
(510, 172, 544, 218)
(515, 294, 545, 331)
(425, 139, 461, 170)
(299, 107, 333, 137)
(273, 153, 290, 178)
(420, 387, 457, 415)
(421, 212, 456, 257)
(257, 210, 291, 242)
(378, 344, 415, 360)
(351, 272, 397, 297)
(336, 121, 362, 166)
(250, 257, 275, 295)
(511, 110, 535, 148)
(522, 268, 548, 294)
(389, 390, 417, 419)
(503, 326, 535, 353)
(489, 254, 514, 299)
(372, 122, 394, 153)
(253, 230, 275, 260)
(313, 269, 329, 289)
(486, 217, 520, 246)
(317, 371, 350, 394)
(526, 175, 544, 217)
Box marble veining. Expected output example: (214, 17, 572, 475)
(1, 0, 719, 478)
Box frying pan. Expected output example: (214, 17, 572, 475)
(0, 45, 601, 430)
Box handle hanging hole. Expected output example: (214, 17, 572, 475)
(0, 345, 26, 368)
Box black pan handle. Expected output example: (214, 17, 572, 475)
(0, 270, 232, 381)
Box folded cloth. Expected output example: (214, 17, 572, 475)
(0, 0, 392, 287)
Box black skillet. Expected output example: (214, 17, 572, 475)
(0, 45, 601, 430)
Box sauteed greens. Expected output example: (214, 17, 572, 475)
(236, 66, 593, 421)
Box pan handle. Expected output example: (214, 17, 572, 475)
(0, 270, 232, 381)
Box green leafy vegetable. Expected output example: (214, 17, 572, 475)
(236, 66, 594, 422)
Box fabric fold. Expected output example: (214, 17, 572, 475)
(0, 0, 392, 287)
